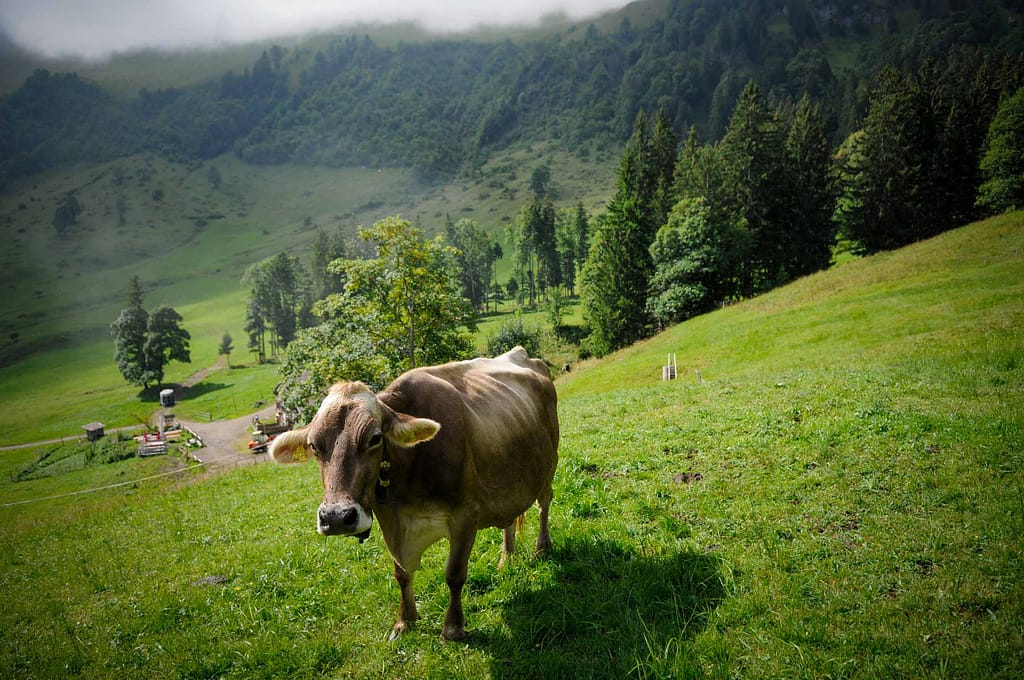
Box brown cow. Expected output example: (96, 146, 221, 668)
(269, 346, 559, 641)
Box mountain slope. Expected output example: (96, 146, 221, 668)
(3, 0, 1022, 184)
(1, 211, 1021, 677)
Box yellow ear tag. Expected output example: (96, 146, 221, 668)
(293, 445, 310, 462)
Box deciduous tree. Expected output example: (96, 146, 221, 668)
(977, 86, 1024, 213)
(278, 216, 475, 420)
(218, 332, 234, 367)
(647, 197, 747, 328)
(446, 218, 502, 313)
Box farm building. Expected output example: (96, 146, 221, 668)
(82, 422, 105, 441)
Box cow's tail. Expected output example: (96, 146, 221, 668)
(514, 512, 526, 538)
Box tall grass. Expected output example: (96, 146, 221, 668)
(1, 212, 1021, 677)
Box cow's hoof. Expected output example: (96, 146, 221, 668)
(441, 625, 467, 642)
(388, 621, 412, 641)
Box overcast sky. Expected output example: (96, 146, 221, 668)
(1, 0, 634, 61)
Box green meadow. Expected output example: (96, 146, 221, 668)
(1, 212, 1021, 678)
(0, 150, 613, 445)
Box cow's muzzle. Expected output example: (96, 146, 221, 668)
(317, 501, 372, 538)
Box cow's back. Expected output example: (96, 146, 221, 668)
(380, 349, 558, 529)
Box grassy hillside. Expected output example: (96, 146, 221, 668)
(1, 212, 1020, 677)
(0, 149, 613, 445)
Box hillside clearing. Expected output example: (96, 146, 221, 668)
(1, 212, 1022, 678)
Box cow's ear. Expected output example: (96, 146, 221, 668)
(269, 427, 314, 464)
(385, 412, 440, 448)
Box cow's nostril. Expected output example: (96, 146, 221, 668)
(319, 505, 360, 530)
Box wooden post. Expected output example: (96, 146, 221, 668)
(663, 353, 678, 380)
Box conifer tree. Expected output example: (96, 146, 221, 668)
(243, 253, 310, 358)
(783, 96, 836, 277)
(111, 276, 150, 387)
(648, 108, 679, 232)
(718, 81, 787, 293)
(581, 125, 654, 355)
(837, 67, 929, 253)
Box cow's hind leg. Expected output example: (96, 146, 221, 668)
(535, 484, 553, 557)
(499, 523, 515, 569)
(389, 561, 418, 641)
(442, 525, 477, 641)
(498, 514, 524, 569)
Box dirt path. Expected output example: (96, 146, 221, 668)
(178, 404, 278, 467)
(1, 360, 287, 470)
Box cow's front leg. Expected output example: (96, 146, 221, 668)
(389, 560, 418, 641)
(442, 525, 477, 641)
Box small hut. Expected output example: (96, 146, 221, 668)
(159, 389, 176, 407)
(82, 422, 105, 442)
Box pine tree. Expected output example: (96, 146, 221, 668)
(310, 228, 348, 299)
(581, 136, 653, 355)
(571, 199, 590, 281)
(718, 81, 788, 292)
(673, 126, 730, 221)
(243, 253, 310, 358)
(838, 67, 928, 253)
(446, 218, 501, 313)
(111, 276, 150, 387)
(648, 108, 679, 232)
(783, 96, 836, 278)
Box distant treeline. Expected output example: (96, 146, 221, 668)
(1, 0, 1022, 184)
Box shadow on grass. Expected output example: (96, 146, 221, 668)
(477, 536, 727, 679)
(180, 382, 230, 400)
(137, 382, 230, 403)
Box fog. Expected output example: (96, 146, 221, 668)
(0, 0, 633, 61)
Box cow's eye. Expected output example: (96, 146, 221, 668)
(368, 432, 383, 448)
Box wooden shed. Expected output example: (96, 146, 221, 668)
(82, 422, 105, 442)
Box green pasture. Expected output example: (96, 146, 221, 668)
(0, 150, 610, 446)
(1, 212, 1021, 678)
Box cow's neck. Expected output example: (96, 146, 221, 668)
(375, 440, 393, 505)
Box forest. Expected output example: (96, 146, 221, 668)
(2, 0, 1023, 184)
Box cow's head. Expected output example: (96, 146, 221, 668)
(269, 382, 440, 538)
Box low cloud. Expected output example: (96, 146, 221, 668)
(1, 0, 632, 61)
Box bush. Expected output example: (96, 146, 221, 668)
(486, 315, 542, 358)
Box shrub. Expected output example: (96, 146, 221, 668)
(486, 315, 542, 358)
